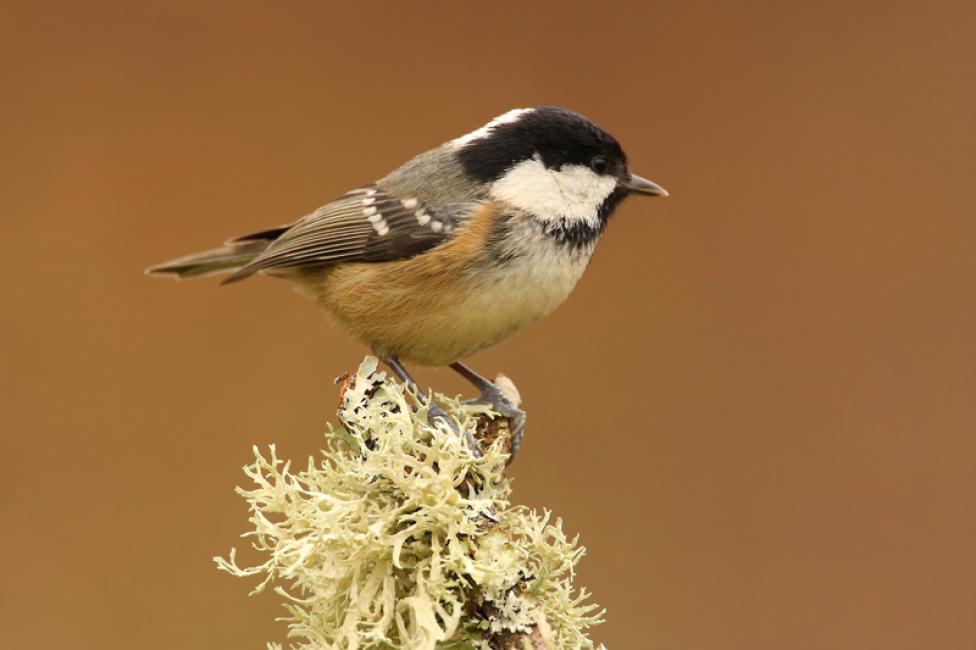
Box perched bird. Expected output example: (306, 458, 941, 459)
(148, 106, 667, 455)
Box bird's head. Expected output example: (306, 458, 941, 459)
(451, 106, 667, 228)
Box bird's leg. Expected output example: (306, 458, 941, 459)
(450, 362, 525, 460)
(379, 355, 482, 456)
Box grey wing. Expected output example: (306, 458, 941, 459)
(222, 186, 468, 284)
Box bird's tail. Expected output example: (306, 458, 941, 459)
(145, 226, 288, 280)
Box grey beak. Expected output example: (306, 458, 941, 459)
(623, 173, 669, 197)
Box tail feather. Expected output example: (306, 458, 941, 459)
(145, 239, 271, 280)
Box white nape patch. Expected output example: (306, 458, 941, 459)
(451, 108, 532, 149)
(489, 155, 618, 223)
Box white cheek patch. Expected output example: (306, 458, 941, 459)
(451, 108, 532, 149)
(489, 156, 618, 223)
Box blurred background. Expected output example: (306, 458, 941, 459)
(3, 1, 975, 648)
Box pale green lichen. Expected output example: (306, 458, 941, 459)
(215, 357, 603, 650)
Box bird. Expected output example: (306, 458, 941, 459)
(147, 106, 667, 457)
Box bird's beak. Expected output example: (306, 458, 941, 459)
(623, 173, 669, 197)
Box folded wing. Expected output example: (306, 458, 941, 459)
(222, 186, 469, 284)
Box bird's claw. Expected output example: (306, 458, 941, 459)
(426, 401, 483, 457)
(464, 385, 525, 461)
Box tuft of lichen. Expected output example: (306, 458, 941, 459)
(215, 357, 603, 650)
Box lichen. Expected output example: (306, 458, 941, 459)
(215, 357, 604, 649)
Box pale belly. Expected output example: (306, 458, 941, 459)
(300, 246, 592, 366)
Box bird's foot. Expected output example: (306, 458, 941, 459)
(378, 354, 483, 457)
(425, 400, 483, 458)
(464, 379, 525, 462)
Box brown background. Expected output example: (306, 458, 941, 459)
(3, 1, 975, 648)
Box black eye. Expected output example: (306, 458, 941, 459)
(590, 156, 609, 174)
